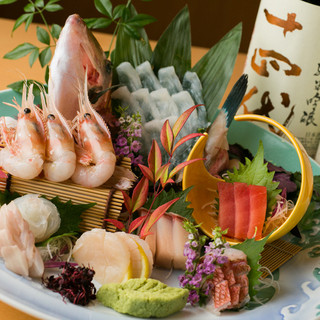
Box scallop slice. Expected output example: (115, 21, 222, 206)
(72, 229, 132, 284)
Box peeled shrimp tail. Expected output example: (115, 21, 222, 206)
(71, 150, 116, 188)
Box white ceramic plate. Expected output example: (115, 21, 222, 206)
(1, 89, 320, 319)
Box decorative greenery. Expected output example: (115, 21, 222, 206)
(106, 105, 203, 238)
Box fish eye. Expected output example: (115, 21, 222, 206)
(106, 61, 112, 74)
(24, 108, 31, 114)
(48, 114, 55, 120)
(84, 113, 91, 119)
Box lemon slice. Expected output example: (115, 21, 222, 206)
(132, 239, 149, 278)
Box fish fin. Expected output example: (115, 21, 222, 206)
(220, 74, 248, 128)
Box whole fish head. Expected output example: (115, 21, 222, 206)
(49, 14, 113, 120)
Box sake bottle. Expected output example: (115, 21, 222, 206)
(242, 0, 320, 158)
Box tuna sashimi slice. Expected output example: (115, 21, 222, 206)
(234, 182, 250, 240)
(217, 181, 235, 237)
(247, 185, 267, 240)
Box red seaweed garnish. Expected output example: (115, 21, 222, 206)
(42, 262, 96, 306)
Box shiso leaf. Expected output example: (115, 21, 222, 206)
(0, 189, 20, 205)
(111, 4, 152, 73)
(225, 140, 281, 213)
(192, 23, 242, 123)
(144, 187, 194, 221)
(49, 196, 95, 236)
(151, 5, 191, 80)
(233, 233, 271, 299)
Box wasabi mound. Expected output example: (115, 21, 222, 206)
(97, 278, 189, 318)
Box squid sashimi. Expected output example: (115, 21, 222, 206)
(0, 202, 44, 278)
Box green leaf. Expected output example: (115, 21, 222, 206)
(7, 79, 45, 96)
(123, 23, 141, 40)
(44, 3, 62, 12)
(51, 24, 61, 39)
(23, 3, 35, 12)
(94, 0, 112, 18)
(84, 17, 112, 29)
(127, 14, 156, 27)
(113, 4, 126, 19)
(45, 65, 49, 84)
(49, 197, 95, 236)
(148, 140, 162, 178)
(192, 23, 242, 123)
(233, 234, 270, 298)
(151, 5, 191, 80)
(131, 177, 149, 213)
(111, 4, 152, 73)
(25, 13, 34, 31)
(4, 43, 37, 59)
(0, 190, 20, 205)
(29, 48, 39, 67)
(36, 26, 50, 45)
(226, 140, 281, 213)
(0, 0, 17, 4)
(39, 47, 52, 67)
(144, 187, 194, 221)
(34, 0, 44, 8)
(12, 13, 30, 32)
(160, 119, 174, 155)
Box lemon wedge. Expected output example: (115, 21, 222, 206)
(132, 239, 149, 278)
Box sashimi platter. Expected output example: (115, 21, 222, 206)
(0, 2, 320, 320)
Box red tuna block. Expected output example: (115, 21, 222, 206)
(247, 185, 267, 240)
(234, 182, 250, 240)
(217, 181, 235, 237)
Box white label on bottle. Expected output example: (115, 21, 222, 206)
(241, 0, 320, 157)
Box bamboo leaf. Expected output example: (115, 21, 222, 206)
(123, 24, 141, 40)
(128, 215, 147, 234)
(172, 132, 203, 154)
(192, 23, 242, 123)
(113, 4, 126, 19)
(36, 26, 50, 45)
(39, 47, 52, 67)
(24, 3, 35, 12)
(131, 177, 149, 213)
(140, 198, 179, 238)
(104, 218, 125, 231)
(172, 104, 200, 138)
(94, 0, 112, 18)
(169, 158, 204, 179)
(148, 140, 162, 177)
(111, 4, 152, 73)
(151, 5, 191, 79)
(28, 48, 39, 67)
(25, 13, 34, 31)
(4, 43, 37, 59)
(12, 14, 30, 32)
(44, 3, 62, 12)
(51, 24, 61, 39)
(7, 79, 45, 95)
(127, 14, 156, 27)
(160, 119, 173, 155)
(0, 0, 17, 4)
(84, 17, 112, 30)
(35, 0, 44, 8)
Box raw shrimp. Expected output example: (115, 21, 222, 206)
(0, 84, 46, 179)
(71, 81, 116, 188)
(41, 92, 76, 182)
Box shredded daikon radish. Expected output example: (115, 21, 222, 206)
(263, 196, 295, 236)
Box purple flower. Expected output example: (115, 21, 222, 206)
(117, 136, 127, 147)
(189, 273, 202, 288)
(127, 153, 134, 160)
(120, 146, 130, 156)
(179, 274, 191, 287)
(131, 140, 141, 153)
(186, 258, 195, 272)
(134, 128, 142, 137)
(132, 155, 143, 166)
(216, 255, 228, 265)
(188, 290, 200, 305)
